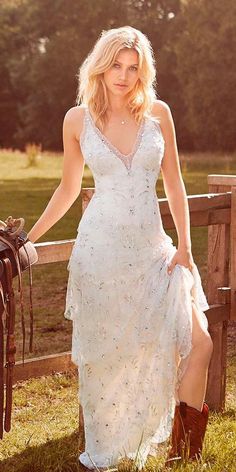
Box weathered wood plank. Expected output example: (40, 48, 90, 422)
(159, 192, 231, 215)
(206, 321, 228, 411)
(206, 181, 230, 411)
(230, 187, 236, 320)
(6, 352, 77, 386)
(206, 303, 230, 324)
(208, 174, 236, 186)
(81, 187, 95, 213)
(207, 224, 230, 302)
(35, 240, 74, 265)
(161, 208, 230, 229)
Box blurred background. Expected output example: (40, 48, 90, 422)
(0, 0, 235, 152)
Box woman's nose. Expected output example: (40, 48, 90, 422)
(119, 68, 128, 80)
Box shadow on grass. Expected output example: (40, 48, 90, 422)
(217, 408, 236, 419)
(0, 429, 81, 472)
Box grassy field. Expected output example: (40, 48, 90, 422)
(1, 149, 235, 362)
(0, 367, 234, 472)
(0, 149, 235, 471)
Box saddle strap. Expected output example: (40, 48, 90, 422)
(21, 244, 34, 353)
(1, 257, 16, 433)
(0, 235, 26, 364)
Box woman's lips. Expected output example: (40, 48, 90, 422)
(114, 84, 128, 88)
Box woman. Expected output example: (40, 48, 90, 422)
(28, 26, 213, 471)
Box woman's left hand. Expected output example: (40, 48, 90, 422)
(167, 247, 195, 275)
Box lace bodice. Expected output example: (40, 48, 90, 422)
(79, 106, 165, 176)
(85, 108, 146, 171)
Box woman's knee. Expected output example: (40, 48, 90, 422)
(191, 302, 213, 361)
(193, 331, 213, 364)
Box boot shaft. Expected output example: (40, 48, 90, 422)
(165, 401, 209, 467)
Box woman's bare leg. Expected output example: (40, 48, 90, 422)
(177, 301, 213, 411)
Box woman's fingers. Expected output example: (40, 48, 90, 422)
(167, 260, 176, 275)
(167, 260, 193, 275)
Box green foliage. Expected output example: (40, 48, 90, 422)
(0, 0, 235, 152)
(173, 0, 236, 152)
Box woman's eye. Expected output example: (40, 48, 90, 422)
(112, 64, 137, 71)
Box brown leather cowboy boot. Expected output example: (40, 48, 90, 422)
(165, 401, 209, 468)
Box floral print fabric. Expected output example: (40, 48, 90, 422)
(64, 106, 209, 470)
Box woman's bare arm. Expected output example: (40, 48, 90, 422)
(27, 106, 85, 243)
(152, 100, 192, 250)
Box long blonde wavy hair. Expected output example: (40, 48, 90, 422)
(76, 25, 159, 131)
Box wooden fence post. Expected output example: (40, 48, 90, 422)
(230, 186, 236, 320)
(206, 175, 236, 410)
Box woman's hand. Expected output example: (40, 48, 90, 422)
(167, 247, 195, 275)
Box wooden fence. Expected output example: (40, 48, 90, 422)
(5, 174, 236, 412)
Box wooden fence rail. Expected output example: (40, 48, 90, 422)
(5, 174, 236, 412)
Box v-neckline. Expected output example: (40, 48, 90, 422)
(87, 107, 145, 171)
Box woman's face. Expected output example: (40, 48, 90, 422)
(103, 48, 140, 97)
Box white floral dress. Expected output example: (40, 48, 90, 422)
(64, 105, 209, 470)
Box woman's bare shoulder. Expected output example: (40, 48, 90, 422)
(63, 105, 87, 140)
(151, 99, 171, 119)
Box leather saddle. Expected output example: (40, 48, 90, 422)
(0, 216, 38, 438)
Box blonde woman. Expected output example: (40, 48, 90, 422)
(28, 26, 213, 471)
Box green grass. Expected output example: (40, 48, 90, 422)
(1, 148, 227, 362)
(0, 368, 235, 471)
(0, 371, 79, 472)
(0, 149, 235, 471)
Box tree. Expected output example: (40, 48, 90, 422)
(2, 0, 131, 149)
(1, 0, 234, 152)
(174, 0, 236, 151)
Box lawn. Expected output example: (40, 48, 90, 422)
(0, 149, 235, 471)
(0, 367, 235, 472)
(1, 149, 235, 362)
